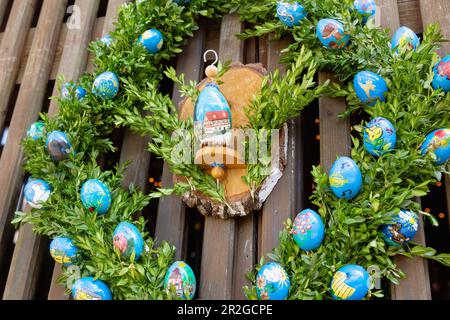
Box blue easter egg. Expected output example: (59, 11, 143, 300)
(354, 71, 388, 106)
(46, 130, 74, 162)
(316, 19, 349, 50)
(113, 222, 144, 260)
(353, 0, 376, 24)
(421, 129, 450, 165)
(80, 179, 112, 215)
(276, 1, 307, 28)
(432, 55, 450, 92)
(50, 237, 79, 266)
(164, 261, 197, 300)
(100, 35, 112, 46)
(24, 178, 52, 209)
(292, 209, 325, 251)
(27, 122, 45, 140)
(331, 265, 371, 300)
(61, 83, 86, 101)
(256, 262, 290, 300)
(175, 0, 190, 4)
(391, 26, 420, 52)
(381, 210, 419, 246)
(72, 277, 112, 300)
(329, 157, 363, 200)
(92, 71, 120, 100)
(138, 29, 164, 54)
(364, 117, 396, 156)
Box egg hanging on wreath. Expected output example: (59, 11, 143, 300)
(330, 264, 371, 300)
(27, 121, 45, 140)
(164, 261, 197, 300)
(432, 55, 450, 92)
(354, 71, 388, 106)
(72, 277, 112, 300)
(276, 1, 307, 28)
(256, 262, 290, 300)
(420, 129, 450, 165)
(381, 210, 419, 246)
(61, 82, 86, 101)
(46, 130, 74, 162)
(138, 29, 164, 54)
(92, 71, 120, 100)
(364, 117, 396, 156)
(113, 222, 144, 260)
(353, 0, 376, 24)
(391, 26, 420, 52)
(80, 179, 112, 215)
(329, 156, 363, 200)
(291, 209, 325, 251)
(316, 18, 350, 50)
(50, 237, 79, 266)
(24, 178, 52, 209)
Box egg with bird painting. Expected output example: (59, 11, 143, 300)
(27, 122, 45, 141)
(50, 237, 79, 266)
(164, 261, 197, 300)
(92, 71, 120, 100)
(138, 29, 164, 54)
(291, 209, 325, 251)
(329, 157, 363, 200)
(316, 18, 349, 50)
(331, 265, 371, 300)
(113, 222, 144, 260)
(420, 129, 450, 165)
(381, 210, 419, 246)
(353, 0, 376, 24)
(24, 178, 52, 209)
(432, 55, 450, 92)
(354, 71, 388, 106)
(256, 262, 290, 300)
(364, 117, 396, 156)
(276, 1, 307, 28)
(46, 131, 74, 162)
(391, 26, 420, 52)
(80, 179, 112, 215)
(72, 277, 112, 300)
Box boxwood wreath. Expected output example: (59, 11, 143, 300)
(12, 0, 450, 300)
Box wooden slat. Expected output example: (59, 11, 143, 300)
(419, 0, 450, 55)
(0, 0, 68, 300)
(155, 26, 206, 260)
(398, 0, 423, 34)
(0, 0, 37, 138)
(0, 0, 9, 31)
(375, 0, 400, 36)
(199, 14, 243, 300)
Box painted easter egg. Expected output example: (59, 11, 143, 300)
(72, 277, 112, 300)
(113, 222, 144, 260)
(331, 264, 371, 300)
(50, 237, 79, 266)
(316, 19, 349, 50)
(291, 209, 325, 251)
(391, 26, 420, 52)
(27, 121, 45, 140)
(364, 117, 396, 156)
(329, 156, 363, 200)
(353, 0, 376, 24)
(420, 129, 450, 165)
(138, 29, 164, 54)
(80, 179, 112, 215)
(256, 262, 290, 300)
(100, 35, 112, 46)
(381, 210, 419, 246)
(175, 0, 190, 4)
(164, 261, 197, 300)
(92, 71, 120, 100)
(276, 1, 307, 28)
(432, 55, 450, 92)
(24, 178, 52, 209)
(61, 83, 86, 101)
(354, 71, 388, 106)
(46, 130, 74, 162)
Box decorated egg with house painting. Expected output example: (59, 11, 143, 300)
(113, 222, 144, 260)
(354, 71, 388, 106)
(353, 0, 376, 24)
(50, 237, 79, 266)
(331, 264, 371, 300)
(381, 210, 419, 246)
(420, 129, 450, 165)
(72, 277, 112, 300)
(164, 261, 197, 300)
(46, 130, 74, 162)
(276, 1, 307, 28)
(80, 179, 112, 215)
(92, 71, 120, 100)
(291, 209, 325, 251)
(24, 178, 52, 209)
(329, 156, 363, 200)
(27, 121, 45, 140)
(432, 55, 450, 92)
(256, 262, 290, 300)
(138, 29, 164, 54)
(364, 117, 396, 156)
(391, 26, 420, 52)
(316, 19, 349, 50)
(61, 82, 86, 101)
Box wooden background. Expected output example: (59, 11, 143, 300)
(0, 0, 448, 300)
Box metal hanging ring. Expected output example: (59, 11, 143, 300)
(203, 49, 219, 66)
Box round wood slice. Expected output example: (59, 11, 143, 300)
(175, 62, 287, 219)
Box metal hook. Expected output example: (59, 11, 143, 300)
(203, 49, 219, 66)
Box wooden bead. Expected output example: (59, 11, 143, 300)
(205, 65, 218, 78)
(211, 166, 226, 181)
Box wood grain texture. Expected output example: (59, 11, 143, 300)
(0, 0, 9, 28)
(375, 0, 400, 36)
(419, 0, 450, 55)
(398, 0, 423, 34)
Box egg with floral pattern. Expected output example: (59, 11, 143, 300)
(50, 237, 79, 266)
(331, 265, 371, 300)
(329, 156, 363, 200)
(46, 131, 74, 162)
(138, 29, 164, 54)
(72, 277, 112, 300)
(391, 26, 420, 52)
(381, 210, 419, 246)
(364, 117, 396, 156)
(256, 262, 290, 300)
(164, 261, 197, 300)
(113, 222, 144, 260)
(27, 121, 45, 140)
(420, 129, 450, 165)
(316, 19, 349, 50)
(291, 209, 325, 251)
(354, 71, 388, 106)
(61, 83, 86, 101)
(24, 178, 52, 209)
(276, 1, 307, 28)
(432, 55, 450, 92)
(92, 71, 120, 100)
(80, 179, 112, 215)
(353, 0, 376, 24)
